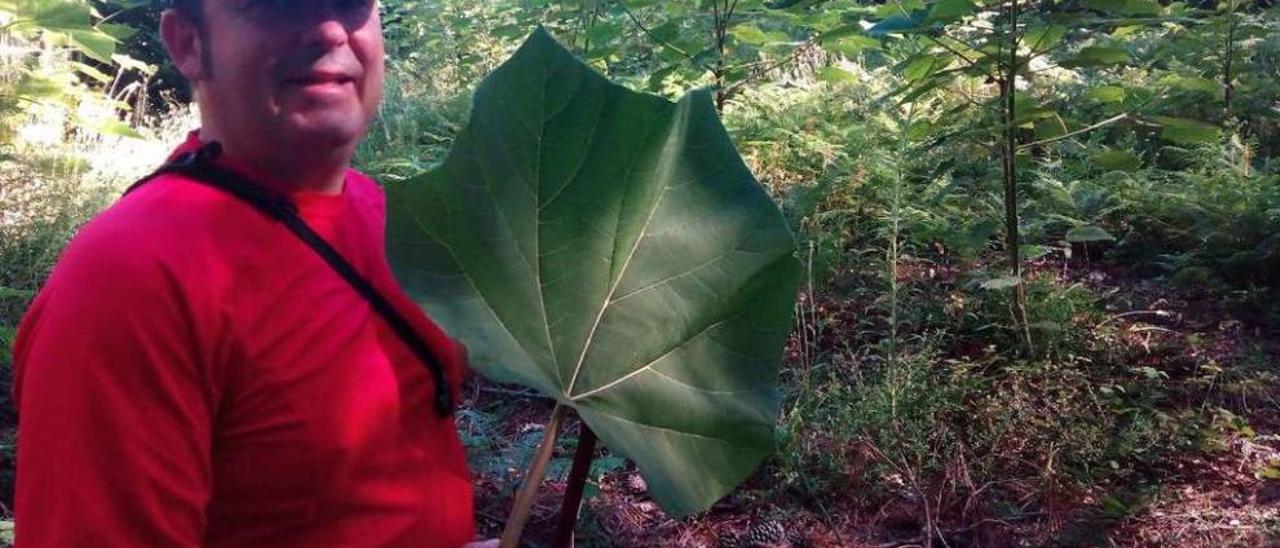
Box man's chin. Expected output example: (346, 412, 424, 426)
(281, 116, 367, 150)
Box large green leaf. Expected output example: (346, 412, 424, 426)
(386, 28, 801, 516)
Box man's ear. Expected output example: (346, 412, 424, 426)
(159, 9, 207, 81)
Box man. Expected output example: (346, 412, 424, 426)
(11, 1, 488, 545)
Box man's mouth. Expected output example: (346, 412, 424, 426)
(286, 72, 357, 87)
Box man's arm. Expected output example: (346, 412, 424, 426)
(12, 228, 218, 546)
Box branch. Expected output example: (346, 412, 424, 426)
(614, 0, 695, 60)
(720, 41, 813, 98)
(479, 385, 546, 400)
(950, 83, 988, 109)
(726, 0, 742, 22)
(926, 34, 980, 69)
(1016, 112, 1128, 150)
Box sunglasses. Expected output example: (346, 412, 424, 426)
(216, 0, 378, 28)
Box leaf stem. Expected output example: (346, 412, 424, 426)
(501, 404, 569, 548)
(553, 422, 598, 548)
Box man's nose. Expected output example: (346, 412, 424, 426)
(301, 18, 349, 49)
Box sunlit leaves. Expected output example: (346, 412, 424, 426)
(83, 118, 143, 139)
(26, 0, 94, 32)
(0, 0, 150, 138)
(5, 0, 121, 64)
(1023, 25, 1067, 53)
(69, 61, 110, 84)
(1063, 46, 1130, 67)
(1082, 0, 1162, 16)
(817, 24, 882, 56)
(902, 53, 950, 82)
(64, 27, 116, 64)
(1065, 225, 1117, 243)
(927, 0, 976, 22)
(730, 24, 771, 44)
(868, 10, 928, 36)
(823, 34, 882, 56)
(817, 66, 857, 84)
(1085, 85, 1127, 104)
(1159, 73, 1221, 95)
(1092, 149, 1143, 171)
(981, 276, 1023, 290)
(1155, 116, 1223, 145)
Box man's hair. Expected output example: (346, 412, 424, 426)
(167, 0, 213, 77)
(169, 0, 204, 26)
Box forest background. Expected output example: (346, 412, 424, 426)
(0, 0, 1278, 546)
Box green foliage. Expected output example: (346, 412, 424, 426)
(1108, 144, 1280, 288)
(0, 124, 141, 516)
(0, 0, 1276, 541)
(386, 29, 800, 516)
(354, 73, 470, 182)
(0, 0, 153, 141)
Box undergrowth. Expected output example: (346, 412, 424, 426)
(734, 77, 1278, 543)
(0, 17, 1276, 545)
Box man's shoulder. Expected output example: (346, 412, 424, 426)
(59, 172, 264, 282)
(99, 170, 276, 235)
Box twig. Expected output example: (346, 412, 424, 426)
(721, 41, 814, 98)
(477, 510, 506, 526)
(613, 0, 695, 61)
(872, 513, 1045, 548)
(1016, 113, 1130, 151)
(925, 34, 980, 69)
(480, 385, 547, 400)
(1096, 309, 1173, 328)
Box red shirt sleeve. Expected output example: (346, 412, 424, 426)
(12, 219, 221, 546)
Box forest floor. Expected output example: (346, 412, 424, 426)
(470, 397, 1280, 548)
(468, 259, 1280, 548)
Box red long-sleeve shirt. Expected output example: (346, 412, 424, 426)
(11, 133, 475, 546)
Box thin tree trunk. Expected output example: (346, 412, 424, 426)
(712, 0, 727, 112)
(1223, 2, 1236, 120)
(711, 0, 740, 113)
(1001, 0, 1033, 353)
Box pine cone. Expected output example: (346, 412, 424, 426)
(744, 520, 788, 548)
(786, 528, 809, 548)
(720, 519, 803, 548)
(717, 531, 743, 548)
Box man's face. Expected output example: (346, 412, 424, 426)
(189, 0, 385, 153)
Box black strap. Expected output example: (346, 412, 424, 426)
(126, 142, 454, 417)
